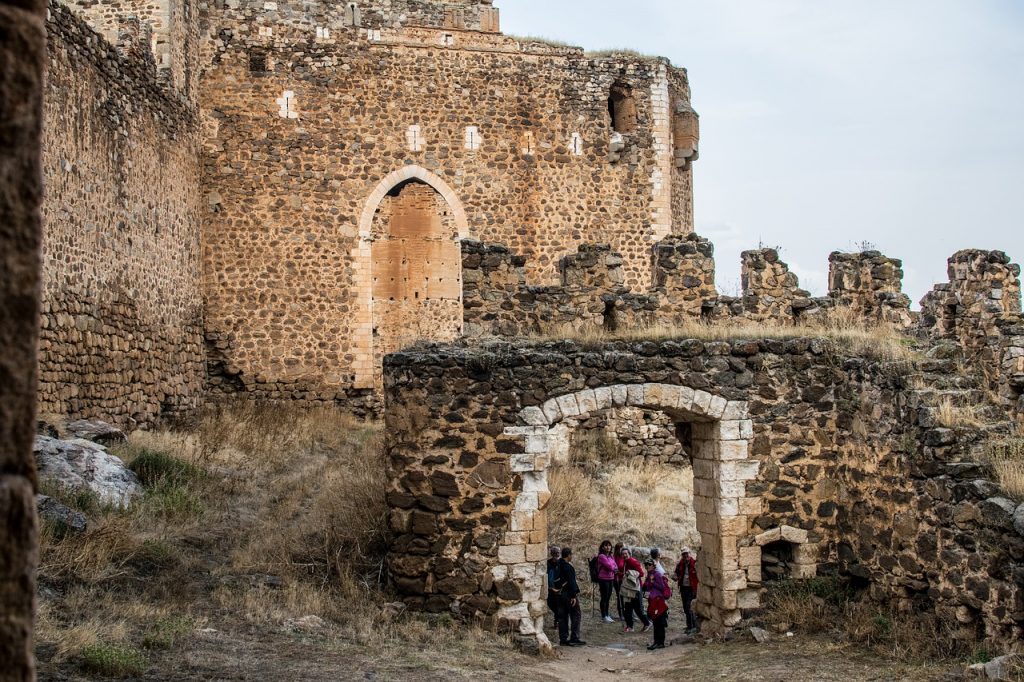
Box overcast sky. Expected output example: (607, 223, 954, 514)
(500, 0, 1024, 305)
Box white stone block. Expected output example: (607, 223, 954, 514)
(576, 389, 598, 415)
(722, 401, 749, 420)
(721, 570, 748, 591)
(541, 399, 562, 424)
(626, 384, 645, 406)
(510, 454, 536, 473)
(515, 493, 539, 511)
(717, 497, 739, 516)
(738, 589, 761, 609)
(594, 387, 613, 410)
(525, 435, 549, 454)
(693, 390, 713, 414)
(676, 385, 695, 412)
(521, 471, 548, 494)
(719, 440, 749, 461)
(611, 384, 628, 407)
(492, 565, 508, 581)
(497, 603, 530, 620)
(719, 420, 753, 441)
(781, 526, 809, 545)
(707, 395, 728, 419)
(520, 406, 547, 426)
(498, 545, 526, 564)
(512, 562, 538, 581)
(754, 528, 782, 546)
(556, 394, 581, 418)
(718, 460, 760, 482)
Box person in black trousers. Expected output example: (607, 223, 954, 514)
(554, 547, 586, 646)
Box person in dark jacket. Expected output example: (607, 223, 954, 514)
(554, 547, 586, 646)
(673, 546, 699, 633)
(547, 545, 561, 616)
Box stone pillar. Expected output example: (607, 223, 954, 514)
(0, 0, 45, 678)
(652, 234, 717, 320)
(740, 248, 811, 322)
(828, 251, 912, 326)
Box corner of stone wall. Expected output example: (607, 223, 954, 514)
(739, 248, 813, 323)
(651, 233, 718, 319)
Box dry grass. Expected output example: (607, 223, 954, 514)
(35, 403, 519, 677)
(761, 579, 985, 664)
(546, 440, 697, 559)
(983, 438, 1024, 500)
(535, 310, 920, 364)
(935, 396, 987, 429)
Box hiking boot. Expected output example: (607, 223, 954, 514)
(558, 640, 571, 646)
(568, 639, 587, 646)
(647, 643, 665, 651)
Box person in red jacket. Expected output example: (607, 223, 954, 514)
(673, 546, 699, 634)
(617, 548, 650, 632)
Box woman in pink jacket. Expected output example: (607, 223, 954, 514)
(596, 540, 618, 622)
(643, 558, 671, 649)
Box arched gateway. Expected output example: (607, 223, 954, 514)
(499, 384, 762, 648)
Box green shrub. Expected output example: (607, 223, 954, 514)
(79, 643, 147, 677)
(142, 616, 194, 650)
(129, 449, 205, 488)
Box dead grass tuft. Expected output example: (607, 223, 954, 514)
(934, 396, 987, 429)
(982, 438, 1024, 500)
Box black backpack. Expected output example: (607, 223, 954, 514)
(588, 556, 600, 583)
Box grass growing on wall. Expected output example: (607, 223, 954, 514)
(984, 438, 1024, 499)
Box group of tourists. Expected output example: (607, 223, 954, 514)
(547, 541, 700, 650)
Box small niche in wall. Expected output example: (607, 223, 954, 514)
(248, 51, 268, 74)
(345, 3, 361, 27)
(608, 82, 638, 134)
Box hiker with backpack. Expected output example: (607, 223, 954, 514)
(618, 547, 650, 633)
(594, 540, 618, 623)
(643, 557, 672, 650)
(673, 546, 699, 634)
(553, 547, 586, 647)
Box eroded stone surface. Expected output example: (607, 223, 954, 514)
(34, 436, 142, 508)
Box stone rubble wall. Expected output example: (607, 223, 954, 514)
(0, 0, 45, 676)
(383, 338, 1024, 651)
(739, 248, 813, 322)
(39, 1, 205, 428)
(920, 250, 1024, 421)
(829, 251, 914, 327)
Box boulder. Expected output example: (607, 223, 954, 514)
(749, 626, 770, 643)
(35, 494, 88, 534)
(33, 436, 143, 508)
(966, 654, 1024, 680)
(65, 419, 127, 445)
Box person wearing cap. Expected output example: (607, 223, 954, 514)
(547, 546, 561, 617)
(642, 558, 671, 650)
(553, 547, 586, 647)
(673, 546, 699, 634)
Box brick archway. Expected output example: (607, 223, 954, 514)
(351, 166, 470, 389)
(501, 383, 761, 648)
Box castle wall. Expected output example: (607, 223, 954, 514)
(39, 1, 204, 428)
(0, 0, 45, 676)
(199, 2, 695, 402)
(383, 338, 1024, 652)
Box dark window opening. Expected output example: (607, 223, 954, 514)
(608, 83, 638, 134)
(762, 540, 795, 582)
(602, 300, 618, 332)
(248, 51, 267, 73)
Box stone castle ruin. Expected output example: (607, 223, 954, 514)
(0, 0, 1022, 671)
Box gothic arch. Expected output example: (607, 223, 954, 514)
(350, 166, 470, 389)
(501, 383, 762, 643)
(358, 165, 470, 240)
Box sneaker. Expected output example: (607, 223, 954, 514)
(603, 616, 614, 623)
(568, 639, 587, 646)
(640, 624, 650, 633)
(623, 627, 633, 633)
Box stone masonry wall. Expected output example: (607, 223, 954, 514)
(0, 0, 45, 676)
(829, 251, 913, 327)
(200, 0, 696, 402)
(39, 1, 205, 428)
(383, 338, 1024, 651)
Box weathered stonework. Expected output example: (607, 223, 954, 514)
(1, 0, 45, 676)
(383, 338, 1024, 651)
(39, 1, 204, 428)
(829, 251, 913, 326)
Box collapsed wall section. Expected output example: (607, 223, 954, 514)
(39, 1, 204, 428)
